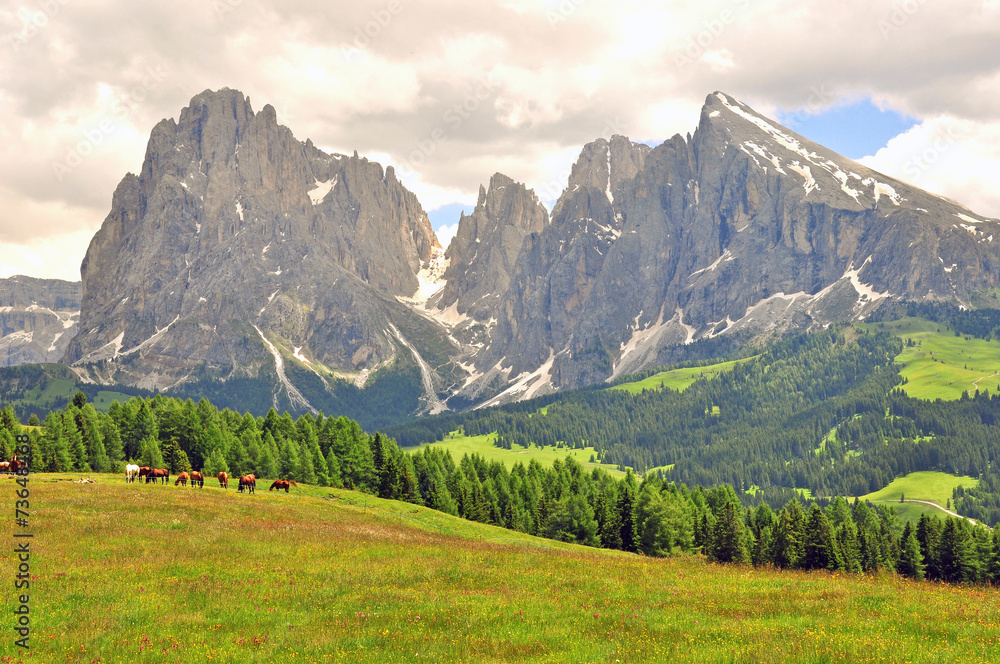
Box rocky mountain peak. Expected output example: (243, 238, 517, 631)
(435, 172, 548, 323)
(556, 135, 652, 216)
(64, 88, 440, 400)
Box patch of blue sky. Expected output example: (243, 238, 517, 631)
(777, 98, 918, 160)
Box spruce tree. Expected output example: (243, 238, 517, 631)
(709, 501, 750, 564)
(938, 519, 975, 584)
(916, 514, 943, 580)
(616, 484, 638, 553)
(802, 504, 842, 571)
(897, 521, 925, 581)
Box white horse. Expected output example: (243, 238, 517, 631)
(126, 464, 140, 483)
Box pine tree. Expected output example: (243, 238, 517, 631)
(203, 447, 230, 477)
(227, 434, 252, 478)
(311, 441, 330, 487)
(617, 484, 638, 553)
(325, 447, 342, 488)
(897, 521, 925, 581)
(802, 504, 842, 571)
(916, 514, 942, 580)
(137, 436, 165, 469)
(709, 501, 750, 564)
(938, 518, 975, 584)
(295, 438, 317, 485)
(772, 503, 804, 569)
(836, 522, 862, 573)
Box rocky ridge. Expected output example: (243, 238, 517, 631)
(27, 88, 1000, 416)
(0, 276, 80, 366)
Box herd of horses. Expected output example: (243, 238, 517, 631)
(123, 464, 298, 493)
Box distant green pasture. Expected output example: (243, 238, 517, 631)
(865, 317, 1000, 400)
(403, 430, 626, 477)
(611, 357, 752, 395)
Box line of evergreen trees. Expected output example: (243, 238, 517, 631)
(387, 326, 1000, 527)
(2, 392, 998, 587)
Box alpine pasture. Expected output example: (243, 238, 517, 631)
(4, 472, 999, 663)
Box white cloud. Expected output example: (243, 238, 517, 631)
(1, 0, 999, 279)
(860, 117, 1000, 218)
(434, 222, 460, 251)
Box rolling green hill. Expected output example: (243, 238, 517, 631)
(856, 470, 980, 524)
(403, 429, 625, 477)
(610, 357, 753, 394)
(863, 317, 1000, 400)
(15, 473, 1000, 663)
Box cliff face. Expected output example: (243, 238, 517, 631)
(0, 276, 80, 366)
(438, 173, 549, 322)
(468, 93, 1000, 402)
(63, 88, 442, 407)
(49, 89, 1000, 414)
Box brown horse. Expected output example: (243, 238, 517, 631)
(175, 471, 189, 486)
(218, 471, 229, 490)
(8, 455, 22, 474)
(190, 471, 204, 488)
(147, 468, 169, 484)
(138, 466, 152, 482)
(269, 480, 299, 493)
(237, 474, 256, 494)
(0, 461, 9, 474)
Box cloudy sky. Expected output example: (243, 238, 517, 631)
(2, 0, 1000, 281)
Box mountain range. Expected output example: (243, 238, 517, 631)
(4, 88, 999, 422)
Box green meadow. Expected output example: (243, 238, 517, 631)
(865, 317, 1000, 400)
(610, 357, 751, 395)
(857, 471, 979, 523)
(403, 430, 625, 477)
(5, 473, 1000, 663)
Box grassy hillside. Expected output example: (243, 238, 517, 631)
(865, 317, 1000, 400)
(8, 473, 1000, 663)
(403, 429, 626, 477)
(610, 357, 752, 394)
(856, 471, 979, 523)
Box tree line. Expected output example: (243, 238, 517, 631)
(2, 391, 999, 587)
(387, 326, 1000, 526)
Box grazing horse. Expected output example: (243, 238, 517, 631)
(190, 471, 204, 488)
(138, 467, 152, 483)
(175, 471, 189, 486)
(237, 474, 256, 494)
(0, 461, 8, 474)
(147, 468, 169, 484)
(126, 464, 140, 483)
(218, 472, 229, 490)
(269, 480, 298, 493)
(5, 454, 22, 474)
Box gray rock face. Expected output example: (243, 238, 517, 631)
(471, 93, 1000, 401)
(63, 88, 441, 402)
(0, 276, 80, 366)
(51, 88, 1000, 413)
(438, 173, 548, 321)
